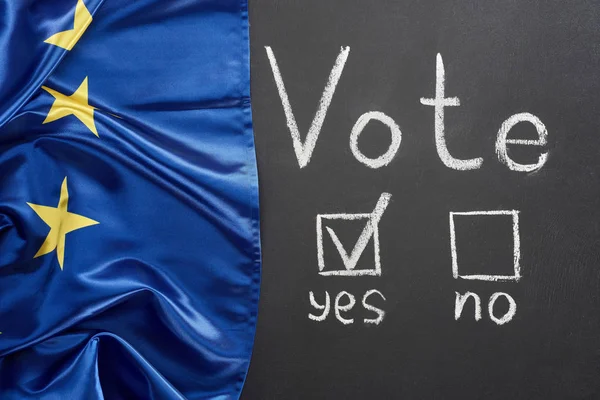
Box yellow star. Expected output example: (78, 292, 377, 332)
(42, 77, 98, 137)
(44, 0, 93, 51)
(27, 177, 99, 270)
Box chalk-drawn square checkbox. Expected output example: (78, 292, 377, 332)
(449, 210, 521, 282)
(316, 193, 391, 276)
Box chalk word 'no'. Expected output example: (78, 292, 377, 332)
(266, 47, 548, 172)
(455, 291, 517, 325)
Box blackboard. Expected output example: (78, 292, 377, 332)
(243, 1, 600, 398)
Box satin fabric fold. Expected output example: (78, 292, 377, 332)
(0, 1, 260, 399)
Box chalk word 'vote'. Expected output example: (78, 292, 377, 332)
(267, 47, 548, 173)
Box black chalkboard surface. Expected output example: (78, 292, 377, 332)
(243, 1, 600, 399)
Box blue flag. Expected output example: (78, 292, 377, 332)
(0, 1, 261, 398)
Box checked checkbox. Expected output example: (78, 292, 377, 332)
(316, 193, 391, 276)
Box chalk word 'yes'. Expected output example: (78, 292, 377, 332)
(309, 290, 386, 325)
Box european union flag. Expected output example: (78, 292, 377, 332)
(0, 1, 261, 399)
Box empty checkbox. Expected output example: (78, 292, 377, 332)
(449, 210, 521, 281)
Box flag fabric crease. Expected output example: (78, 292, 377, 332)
(0, 0, 261, 399)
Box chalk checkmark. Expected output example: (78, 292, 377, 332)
(324, 193, 391, 271)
